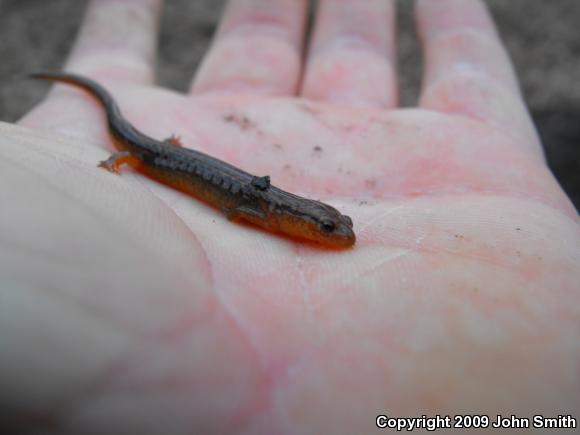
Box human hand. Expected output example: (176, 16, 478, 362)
(3, 0, 579, 433)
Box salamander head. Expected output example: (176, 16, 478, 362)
(280, 201, 356, 248)
(314, 211, 355, 247)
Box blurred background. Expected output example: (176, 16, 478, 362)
(0, 0, 578, 210)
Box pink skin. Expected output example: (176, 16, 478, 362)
(2, 0, 579, 433)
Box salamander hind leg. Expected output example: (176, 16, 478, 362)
(163, 134, 183, 147)
(98, 151, 142, 174)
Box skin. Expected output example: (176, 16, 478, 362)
(1, 0, 579, 434)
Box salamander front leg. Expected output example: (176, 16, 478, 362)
(224, 205, 266, 225)
(98, 151, 142, 174)
(163, 134, 183, 147)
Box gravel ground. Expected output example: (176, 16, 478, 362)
(1, 0, 578, 209)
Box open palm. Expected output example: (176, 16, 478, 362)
(3, 1, 579, 434)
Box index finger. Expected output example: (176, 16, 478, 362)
(65, 0, 161, 84)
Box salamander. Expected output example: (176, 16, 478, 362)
(31, 72, 356, 248)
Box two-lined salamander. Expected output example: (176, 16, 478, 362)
(31, 73, 355, 248)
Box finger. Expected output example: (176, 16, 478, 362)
(417, 0, 539, 146)
(301, 0, 397, 109)
(191, 0, 307, 96)
(65, 0, 161, 84)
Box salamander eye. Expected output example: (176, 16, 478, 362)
(320, 220, 336, 233)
